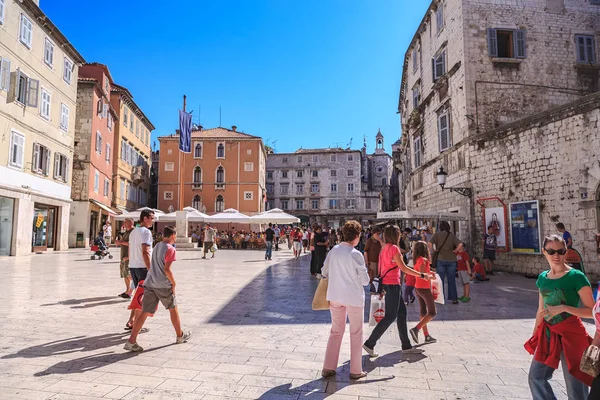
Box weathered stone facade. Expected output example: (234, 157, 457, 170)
(394, 0, 600, 275)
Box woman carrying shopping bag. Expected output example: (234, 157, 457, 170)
(363, 225, 432, 358)
(321, 221, 370, 380)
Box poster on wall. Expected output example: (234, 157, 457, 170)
(484, 207, 507, 250)
(509, 200, 541, 254)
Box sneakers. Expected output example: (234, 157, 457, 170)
(425, 335, 437, 343)
(362, 344, 379, 357)
(459, 296, 471, 302)
(409, 327, 420, 343)
(176, 331, 192, 344)
(402, 347, 424, 354)
(123, 341, 143, 352)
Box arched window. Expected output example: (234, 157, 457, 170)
(217, 143, 225, 158)
(192, 194, 201, 210)
(216, 166, 224, 189)
(194, 143, 202, 158)
(215, 195, 224, 212)
(192, 166, 202, 188)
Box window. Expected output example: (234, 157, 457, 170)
(311, 170, 318, 178)
(311, 199, 319, 209)
(296, 200, 304, 210)
(95, 132, 102, 153)
(382, 177, 387, 185)
(487, 29, 526, 59)
(412, 48, 418, 72)
(311, 183, 319, 193)
(312, 155, 318, 162)
(40, 89, 51, 119)
(592, 0, 600, 4)
(0, 0, 5, 24)
(216, 166, 225, 188)
(104, 178, 109, 197)
(60, 103, 69, 132)
(32, 143, 50, 175)
(329, 199, 340, 209)
(282, 157, 288, 163)
(165, 162, 174, 171)
(135, 120, 140, 137)
(123, 107, 128, 126)
(266, 183, 274, 194)
(94, 170, 100, 193)
(347, 183, 354, 192)
(164, 191, 173, 200)
(121, 139, 126, 161)
(432, 49, 446, 82)
(296, 170, 303, 178)
(193, 166, 202, 188)
(244, 191, 253, 200)
(13, 70, 39, 107)
(330, 169, 337, 177)
(217, 143, 225, 158)
(106, 144, 111, 162)
(281, 199, 289, 210)
(215, 195, 224, 212)
(44, 38, 54, 67)
(120, 180, 125, 200)
(0, 57, 10, 92)
(129, 115, 133, 131)
(366, 198, 372, 209)
(267, 171, 273, 179)
(438, 111, 451, 151)
(331, 183, 337, 192)
(297, 156, 302, 163)
(20, 14, 33, 48)
(247, 149, 252, 155)
(63, 57, 73, 85)
(576, 35, 596, 64)
(436, 4, 444, 33)
(108, 114, 113, 131)
(244, 162, 254, 172)
(330, 154, 336, 162)
(414, 136, 422, 168)
(412, 86, 420, 109)
(346, 199, 356, 209)
(296, 184, 304, 194)
(53, 153, 69, 182)
(347, 154, 353, 161)
(347, 169, 353, 177)
(194, 142, 202, 158)
(192, 195, 201, 210)
(280, 184, 289, 195)
(282, 170, 288, 179)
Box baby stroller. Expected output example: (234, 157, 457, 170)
(90, 236, 113, 260)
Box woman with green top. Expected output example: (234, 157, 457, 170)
(525, 234, 594, 400)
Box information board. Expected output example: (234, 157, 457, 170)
(509, 200, 541, 254)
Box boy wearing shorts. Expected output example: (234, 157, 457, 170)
(456, 249, 471, 302)
(124, 226, 191, 352)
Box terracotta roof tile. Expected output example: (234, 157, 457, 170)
(190, 127, 261, 140)
(78, 77, 97, 83)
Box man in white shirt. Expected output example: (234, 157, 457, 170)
(202, 224, 216, 259)
(103, 220, 112, 244)
(125, 210, 155, 330)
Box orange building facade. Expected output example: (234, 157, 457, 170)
(157, 127, 266, 215)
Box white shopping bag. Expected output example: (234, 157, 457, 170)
(369, 294, 386, 327)
(431, 273, 445, 305)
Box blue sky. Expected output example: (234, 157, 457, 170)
(43, 0, 429, 154)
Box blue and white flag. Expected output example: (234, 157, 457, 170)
(178, 110, 193, 153)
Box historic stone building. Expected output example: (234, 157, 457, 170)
(394, 0, 600, 274)
(266, 131, 398, 228)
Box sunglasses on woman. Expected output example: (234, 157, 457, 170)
(543, 248, 567, 255)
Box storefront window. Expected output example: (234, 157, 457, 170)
(0, 197, 14, 256)
(32, 204, 57, 251)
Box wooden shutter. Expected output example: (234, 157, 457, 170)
(7, 71, 17, 102)
(487, 28, 498, 57)
(103, 103, 108, 118)
(44, 149, 51, 176)
(32, 143, 40, 172)
(441, 51, 446, 75)
(54, 153, 60, 178)
(515, 30, 526, 58)
(587, 36, 596, 63)
(64, 158, 69, 182)
(26, 78, 39, 108)
(0, 58, 10, 92)
(431, 57, 436, 82)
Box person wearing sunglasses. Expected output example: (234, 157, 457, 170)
(525, 234, 594, 400)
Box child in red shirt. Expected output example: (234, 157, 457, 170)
(456, 250, 472, 302)
(472, 257, 488, 281)
(408, 241, 437, 344)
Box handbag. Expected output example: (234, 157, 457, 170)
(370, 266, 398, 295)
(431, 232, 450, 269)
(581, 344, 600, 377)
(312, 278, 330, 310)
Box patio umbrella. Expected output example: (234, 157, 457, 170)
(113, 207, 165, 221)
(249, 208, 300, 224)
(160, 207, 209, 223)
(205, 208, 250, 223)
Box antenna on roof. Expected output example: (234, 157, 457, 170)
(346, 138, 353, 149)
(272, 139, 278, 153)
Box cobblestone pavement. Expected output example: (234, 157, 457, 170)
(0, 247, 594, 399)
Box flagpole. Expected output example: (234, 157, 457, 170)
(179, 95, 187, 211)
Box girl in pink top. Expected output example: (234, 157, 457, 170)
(363, 225, 432, 357)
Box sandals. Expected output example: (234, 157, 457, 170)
(119, 292, 131, 299)
(349, 371, 367, 380)
(321, 369, 336, 377)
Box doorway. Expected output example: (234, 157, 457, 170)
(0, 197, 14, 256)
(90, 211, 98, 241)
(32, 204, 57, 252)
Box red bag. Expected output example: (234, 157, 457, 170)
(128, 280, 158, 315)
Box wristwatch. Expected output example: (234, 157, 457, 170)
(420, 273, 425, 279)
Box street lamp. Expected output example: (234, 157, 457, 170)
(436, 166, 473, 197)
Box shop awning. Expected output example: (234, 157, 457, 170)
(376, 211, 467, 221)
(90, 200, 118, 216)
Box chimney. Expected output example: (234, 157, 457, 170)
(232, 125, 237, 131)
(198, 125, 203, 131)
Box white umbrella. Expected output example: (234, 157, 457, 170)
(160, 207, 209, 222)
(205, 208, 250, 223)
(250, 208, 300, 224)
(113, 207, 165, 221)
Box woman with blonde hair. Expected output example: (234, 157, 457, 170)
(321, 220, 370, 380)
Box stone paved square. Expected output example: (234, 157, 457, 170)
(0, 248, 593, 399)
